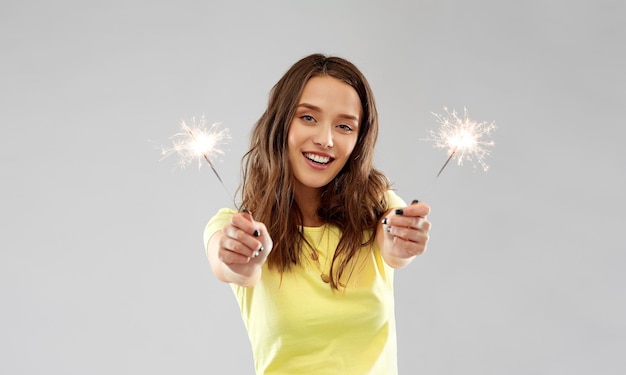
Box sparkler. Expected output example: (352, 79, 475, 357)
(415, 107, 496, 202)
(428, 107, 496, 178)
(161, 116, 234, 204)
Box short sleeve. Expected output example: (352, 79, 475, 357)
(203, 208, 237, 255)
(385, 190, 407, 210)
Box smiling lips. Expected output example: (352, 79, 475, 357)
(303, 152, 333, 166)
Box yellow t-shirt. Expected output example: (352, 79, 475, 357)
(204, 191, 406, 375)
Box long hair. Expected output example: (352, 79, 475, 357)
(238, 54, 391, 289)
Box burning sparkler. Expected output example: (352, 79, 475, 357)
(161, 116, 234, 203)
(428, 107, 496, 178)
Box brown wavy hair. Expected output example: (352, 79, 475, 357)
(238, 53, 391, 289)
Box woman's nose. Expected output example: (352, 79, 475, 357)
(313, 124, 333, 148)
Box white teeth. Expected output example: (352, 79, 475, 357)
(304, 153, 331, 164)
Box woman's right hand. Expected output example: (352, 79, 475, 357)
(215, 211, 273, 286)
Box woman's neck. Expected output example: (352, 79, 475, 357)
(294, 184, 324, 227)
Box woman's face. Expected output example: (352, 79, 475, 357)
(287, 76, 362, 191)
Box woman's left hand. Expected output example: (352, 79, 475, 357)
(379, 201, 431, 268)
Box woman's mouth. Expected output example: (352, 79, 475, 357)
(303, 152, 333, 165)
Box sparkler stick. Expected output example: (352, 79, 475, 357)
(435, 146, 458, 178)
(161, 116, 235, 206)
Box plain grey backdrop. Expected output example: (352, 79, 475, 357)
(2, 0, 625, 374)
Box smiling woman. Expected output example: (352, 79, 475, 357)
(288, 76, 361, 194)
(203, 54, 432, 374)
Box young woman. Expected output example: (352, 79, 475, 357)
(204, 54, 431, 374)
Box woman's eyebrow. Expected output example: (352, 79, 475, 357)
(337, 113, 359, 123)
(297, 103, 359, 123)
(296, 103, 321, 112)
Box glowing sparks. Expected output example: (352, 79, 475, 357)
(161, 116, 231, 170)
(160, 116, 236, 206)
(428, 107, 496, 177)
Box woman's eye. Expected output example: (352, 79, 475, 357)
(338, 124, 353, 132)
(301, 115, 315, 122)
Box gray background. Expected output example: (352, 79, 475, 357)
(2, 0, 625, 374)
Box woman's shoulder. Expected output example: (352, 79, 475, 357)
(203, 208, 238, 246)
(214, 207, 238, 216)
(384, 190, 406, 209)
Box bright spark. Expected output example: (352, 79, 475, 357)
(429, 107, 496, 176)
(161, 116, 231, 170)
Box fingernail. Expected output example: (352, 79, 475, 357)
(386, 226, 392, 233)
(240, 208, 252, 214)
(253, 229, 260, 237)
(395, 209, 404, 215)
(258, 245, 264, 252)
(253, 251, 260, 258)
(382, 218, 388, 225)
(412, 199, 420, 205)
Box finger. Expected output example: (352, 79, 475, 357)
(231, 213, 266, 251)
(217, 231, 250, 264)
(221, 225, 263, 258)
(237, 213, 273, 256)
(232, 212, 263, 238)
(388, 226, 429, 244)
(390, 235, 428, 257)
(218, 246, 252, 265)
(405, 217, 431, 231)
(395, 203, 430, 217)
(382, 205, 428, 228)
(385, 214, 431, 231)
